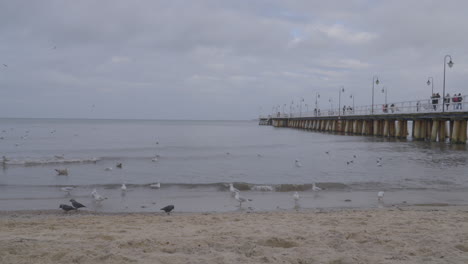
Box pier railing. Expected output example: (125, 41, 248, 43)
(267, 95, 468, 118)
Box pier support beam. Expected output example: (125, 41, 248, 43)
(431, 120, 439, 142)
(451, 120, 461, 143)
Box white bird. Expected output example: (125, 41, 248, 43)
(312, 183, 322, 192)
(152, 157, 158, 162)
(378, 191, 385, 200)
(91, 189, 107, 202)
(60, 187, 74, 195)
(377, 161, 382, 167)
(234, 191, 247, 207)
(104, 167, 112, 171)
(229, 183, 239, 195)
(150, 182, 161, 189)
(293, 191, 300, 202)
(121, 183, 127, 192)
(295, 159, 302, 167)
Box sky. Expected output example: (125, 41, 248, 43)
(1, 0, 468, 120)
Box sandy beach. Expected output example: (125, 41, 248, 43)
(1, 206, 467, 264)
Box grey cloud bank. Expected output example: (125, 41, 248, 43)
(1, 0, 468, 120)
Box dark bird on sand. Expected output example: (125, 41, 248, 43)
(70, 199, 86, 209)
(59, 204, 75, 212)
(116, 163, 123, 168)
(161, 205, 174, 215)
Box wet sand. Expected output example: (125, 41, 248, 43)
(1, 206, 468, 264)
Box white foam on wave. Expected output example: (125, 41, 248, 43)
(3, 157, 101, 166)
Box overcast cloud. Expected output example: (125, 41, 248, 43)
(1, 0, 468, 120)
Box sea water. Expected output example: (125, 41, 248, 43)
(0, 118, 467, 212)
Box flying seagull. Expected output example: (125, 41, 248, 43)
(150, 182, 161, 189)
(70, 199, 86, 209)
(55, 169, 68, 176)
(295, 159, 302, 167)
(161, 205, 174, 215)
(59, 204, 75, 212)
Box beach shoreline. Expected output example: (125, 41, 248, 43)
(1, 206, 467, 264)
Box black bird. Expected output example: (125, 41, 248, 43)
(160, 205, 174, 215)
(116, 163, 123, 169)
(70, 199, 86, 209)
(59, 204, 75, 212)
(2, 64, 7, 67)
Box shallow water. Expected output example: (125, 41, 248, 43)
(1, 118, 468, 212)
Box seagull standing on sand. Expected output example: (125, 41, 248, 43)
(60, 187, 74, 195)
(121, 183, 127, 192)
(229, 183, 239, 195)
(293, 192, 300, 202)
(378, 191, 385, 201)
(91, 189, 107, 202)
(234, 191, 247, 207)
(152, 157, 158, 162)
(312, 183, 322, 192)
(295, 159, 302, 167)
(70, 199, 86, 209)
(104, 167, 112, 171)
(116, 163, 123, 169)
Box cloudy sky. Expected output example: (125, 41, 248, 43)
(1, 0, 468, 120)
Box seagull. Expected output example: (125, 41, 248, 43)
(234, 191, 247, 207)
(156, 141, 159, 145)
(229, 183, 239, 195)
(121, 183, 127, 192)
(91, 189, 107, 202)
(353, 155, 357, 159)
(70, 199, 86, 209)
(104, 167, 112, 171)
(293, 192, 300, 202)
(116, 163, 123, 169)
(325, 151, 330, 155)
(226, 152, 230, 155)
(378, 191, 385, 200)
(55, 169, 68, 176)
(59, 204, 75, 212)
(152, 157, 158, 162)
(2, 156, 8, 164)
(60, 187, 74, 195)
(257, 154, 262, 157)
(161, 205, 174, 215)
(377, 161, 382, 167)
(54, 155, 64, 160)
(295, 159, 302, 167)
(150, 182, 161, 189)
(312, 183, 322, 192)
(2, 64, 7, 67)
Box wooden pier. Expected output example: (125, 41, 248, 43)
(260, 112, 468, 144)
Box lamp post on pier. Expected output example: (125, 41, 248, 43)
(338, 86, 345, 117)
(371, 75, 380, 114)
(427, 77, 434, 95)
(442, 55, 454, 113)
(381, 86, 388, 105)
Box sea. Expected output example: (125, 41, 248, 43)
(1, 118, 467, 213)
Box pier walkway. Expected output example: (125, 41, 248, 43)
(259, 96, 468, 144)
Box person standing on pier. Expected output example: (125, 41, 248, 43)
(457, 93, 463, 110)
(431, 93, 437, 110)
(444, 93, 451, 110)
(452, 94, 458, 110)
